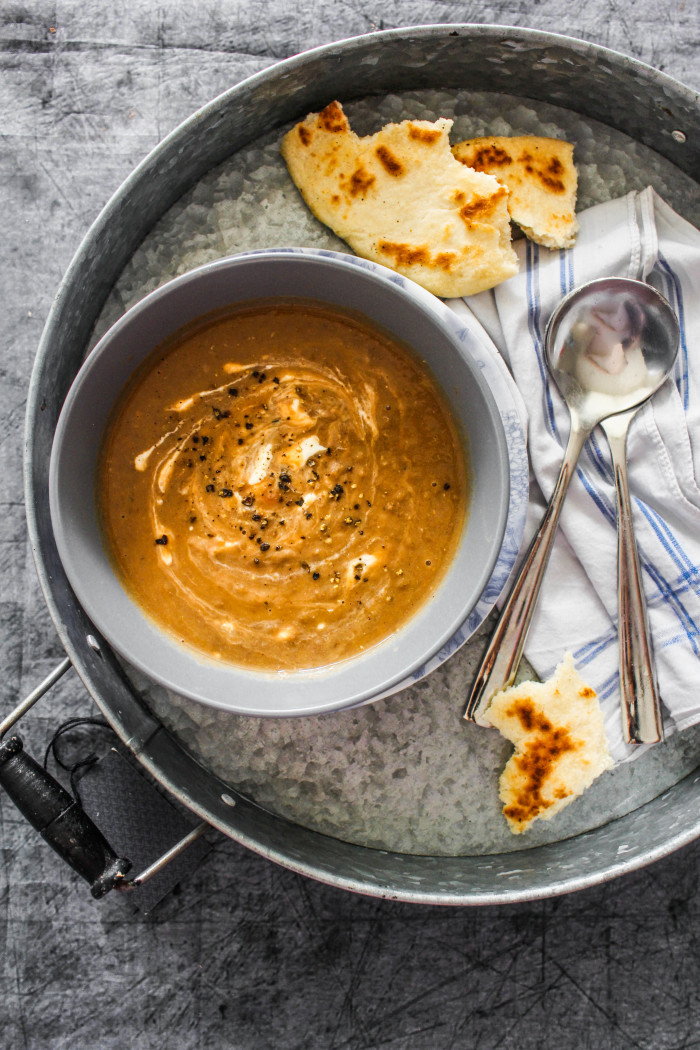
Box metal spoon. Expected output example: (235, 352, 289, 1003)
(465, 277, 680, 738)
(601, 407, 663, 744)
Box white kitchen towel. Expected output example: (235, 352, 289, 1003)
(451, 187, 700, 762)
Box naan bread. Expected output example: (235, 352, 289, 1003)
(280, 101, 519, 297)
(452, 135, 579, 249)
(484, 653, 612, 834)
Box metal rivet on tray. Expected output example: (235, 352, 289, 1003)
(671, 129, 687, 143)
(86, 634, 102, 656)
(221, 792, 237, 807)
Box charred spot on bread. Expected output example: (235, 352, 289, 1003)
(535, 155, 566, 193)
(318, 101, 349, 133)
(347, 166, 375, 196)
(407, 123, 442, 144)
(503, 725, 580, 827)
(375, 145, 404, 176)
(433, 252, 456, 272)
(470, 143, 512, 169)
(377, 241, 457, 272)
(458, 186, 507, 223)
(378, 241, 429, 267)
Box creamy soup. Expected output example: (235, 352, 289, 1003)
(98, 299, 470, 671)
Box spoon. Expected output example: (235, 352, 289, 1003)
(465, 277, 680, 737)
(600, 406, 666, 743)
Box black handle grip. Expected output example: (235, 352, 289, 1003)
(0, 735, 131, 898)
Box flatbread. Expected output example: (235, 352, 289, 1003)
(280, 101, 519, 297)
(484, 653, 613, 834)
(452, 135, 579, 249)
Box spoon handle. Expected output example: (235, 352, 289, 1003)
(604, 420, 664, 745)
(465, 423, 589, 724)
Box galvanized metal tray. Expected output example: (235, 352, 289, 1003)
(25, 25, 700, 904)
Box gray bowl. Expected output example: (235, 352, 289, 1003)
(49, 248, 509, 716)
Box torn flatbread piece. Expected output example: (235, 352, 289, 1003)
(281, 101, 519, 297)
(484, 653, 612, 834)
(452, 135, 579, 249)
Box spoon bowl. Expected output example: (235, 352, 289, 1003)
(465, 277, 680, 729)
(546, 277, 680, 428)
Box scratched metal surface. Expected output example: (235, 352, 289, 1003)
(2, 3, 700, 1048)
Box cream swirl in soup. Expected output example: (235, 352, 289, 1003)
(99, 300, 469, 671)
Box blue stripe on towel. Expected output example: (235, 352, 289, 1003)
(559, 249, 568, 297)
(662, 630, 698, 651)
(639, 504, 694, 578)
(575, 631, 617, 667)
(639, 502, 699, 585)
(657, 256, 689, 410)
(575, 461, 616, 526)
(559, 247, 574, 296)
(644, 558, 700, 655)
(585, 430, 613, 484)
(597, 672, 620, 702)
(526, 241, 558, 438)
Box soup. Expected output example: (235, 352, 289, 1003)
(98, 299, 470, 671)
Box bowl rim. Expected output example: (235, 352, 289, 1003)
(49, 247, 513, 716)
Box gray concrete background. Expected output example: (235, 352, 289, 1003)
(2, 3, 700, 1048)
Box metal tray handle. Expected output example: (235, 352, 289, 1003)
(0, 658, 208, 898)
(0, 733, 131, 897)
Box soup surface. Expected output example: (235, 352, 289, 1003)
(99, 299, 469, 671)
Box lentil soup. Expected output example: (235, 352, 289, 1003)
(98, 299, 469, 671)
